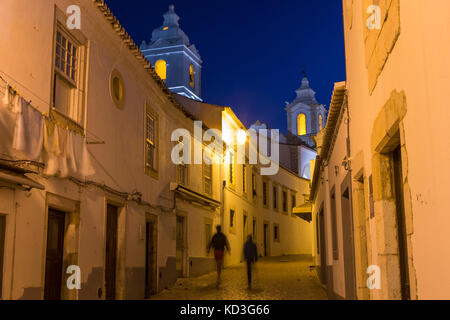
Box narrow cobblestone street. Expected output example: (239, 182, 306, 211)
(151, 255, 327, 300)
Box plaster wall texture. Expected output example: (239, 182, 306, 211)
(343, 0, 450, 299)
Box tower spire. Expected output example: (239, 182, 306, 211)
(163, 4, 180, 27)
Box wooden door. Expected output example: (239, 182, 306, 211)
(318, 209, 327, 285)
(263, 224, 269, 257)
(341, 174, 357, 300)
(105, 204, 118, 300)
(0, 215, 6, 299)
(44, 209, 66, 300)
(393, 146, 410, 300)
(145, 220, 157, 298)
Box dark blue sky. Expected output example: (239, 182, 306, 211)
(104, 0, 346, 131)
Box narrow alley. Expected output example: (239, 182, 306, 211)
(151, 256, 327, 300)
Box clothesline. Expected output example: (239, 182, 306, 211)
(0, 72, 50, 116)
(0, 70, 104, 142)
(1, 84, 96, 178)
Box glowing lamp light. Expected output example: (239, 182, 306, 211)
(237, 130, 247, 145)
(222, 127, 233, 145)
(163, 27, 169, 30)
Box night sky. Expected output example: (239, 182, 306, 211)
(104, 0, 346, 131)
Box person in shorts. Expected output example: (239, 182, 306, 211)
(208, 225, 230, 286)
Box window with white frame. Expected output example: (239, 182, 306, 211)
(176, 138, 188, 185)
(229, 149, 235, 185)
(242, 165, 247, 194)
(53, 26, 85, 123)
(203, 153, 212, 196)
(145, 106, 158, 177)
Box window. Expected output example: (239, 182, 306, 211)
(273, 186, 278, 210)
(282, 190, 288, 213)
(297, 113, 307, 136)
(229, 150, 235, 185)
(242, 165, 247, 194)
(0, 215, 5, 299)
(176, 137, 188, 185)
(110, 69, 124, 108)
(189, 64, 195, 88)
(291, 193, 297, 210)
(319, 114, 323, 130)
(273, 224, 280, 242)
(330, 191, 339, 260)
(155, 60, 167, 81)
(177, 164, 188, 186)
(145, 106, 158, 178)
(229, 210, 236, 234)
(263, 181, 268, 207)
(53, 27, 85, 123)
(203, 154, 212, 196)
(55, 30, 77, 82)
(252, 218, 257, 240)
(252, 173, 257, 200)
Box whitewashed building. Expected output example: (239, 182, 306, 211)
(0, 0, 313, 300)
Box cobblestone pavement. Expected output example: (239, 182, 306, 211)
(151, 255, 327, 300)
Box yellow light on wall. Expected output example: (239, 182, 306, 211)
(155, 60, 167, 81)
(222, 126, 233, 145)
(163, 27, 169, 30)
(237, 130, 247, 145)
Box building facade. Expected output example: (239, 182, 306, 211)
(311, 0, 450, 300)
(0, 0, 313, 300)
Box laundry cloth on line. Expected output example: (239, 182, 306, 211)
(0, 96, 16, 156)
(57, 126, 69, 178)
(72, 133, 95, 177)
(12, 97, 44, 161)
(1, 85, 11, 107)
(43, 119, 61, 176)
(43, 121, 95, 178)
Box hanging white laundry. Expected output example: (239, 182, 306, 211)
(1, 85, 10, 107)
(66, 130, 78, 175)
(57, 126, 69, 178)
(12, 97, 44, 161)
(43, 119, 61, 176)
(0, 94, 15, 156)
(73, 134, 95, 177)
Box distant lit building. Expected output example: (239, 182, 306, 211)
(285, 76, 327, 147)
(141, 5, 202, 101)
(250, 75, 325, 180)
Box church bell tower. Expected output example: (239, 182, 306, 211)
(141, 5, 202, 101)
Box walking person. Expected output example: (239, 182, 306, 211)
(208, 225, 230, 286)
(244, 235, 258, 289)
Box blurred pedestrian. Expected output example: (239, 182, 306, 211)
(244, 235, 258, 289)
(208, 225, 230, 286)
